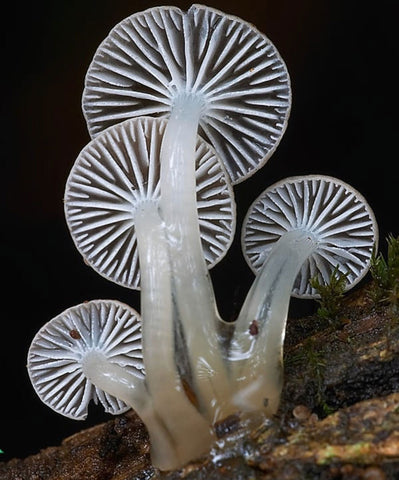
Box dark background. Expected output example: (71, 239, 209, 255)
(2, 0, 397, 462)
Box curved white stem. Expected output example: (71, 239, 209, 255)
(159, 95, 234, 423)
(134, 200, 214, 470)
(82, 350, 149, 413)
(229, 230, 319, 414)
(82, 349, 187, 470)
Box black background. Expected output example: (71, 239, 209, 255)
(2, 0, 397, 461)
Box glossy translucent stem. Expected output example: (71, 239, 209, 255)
(229, 230, 318, 414)
(82, 350, 187, 470)
(134, 201, 214, 470)
(159, 95, 233, 423)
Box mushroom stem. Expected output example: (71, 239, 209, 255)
(81, 349, 191, 470)
(134, 200, 215, 470)
(229, 230, 319, 414)
(81, 350, 148, 410)
(159, 94, 234, 423)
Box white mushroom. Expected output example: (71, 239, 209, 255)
(27, 299, 145, 420)
(242, 175, 379, 297)
(64, 116, 235, 289)
(229, 175, 378, 414)
(27, 299, 214, 470)
(82, 4, 291, 184)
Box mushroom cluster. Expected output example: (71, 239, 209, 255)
(27, 4, 378, 472)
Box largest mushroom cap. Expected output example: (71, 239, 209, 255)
(242, 175, 379, 298)
(64, 116, 236, 289)
(82, 4, 291, 184)
(27, 300, 144, 420)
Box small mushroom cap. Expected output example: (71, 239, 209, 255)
(64, 116, 235, 289)
(27, 300, 144, 420)
(242, 175, 378, 298)
(82, 4, 291, 184)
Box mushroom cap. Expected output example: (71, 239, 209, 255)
(27, 300, 144, 420)
(82, 4, 291, 184)
(242, 175, 378, 298)
(64, 116, 236, 289)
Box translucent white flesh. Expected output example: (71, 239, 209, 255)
(81, 349, 205, 470)
(134, 200, 214, 469)
(81, 349, 149, 414)
(159, 95, 234, 422)
(229, 230, 319, 414)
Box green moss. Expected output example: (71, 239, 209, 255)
(368, 235, 399, 315)
(286, 337, 334, 414)
(309, 265, 348, 327)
